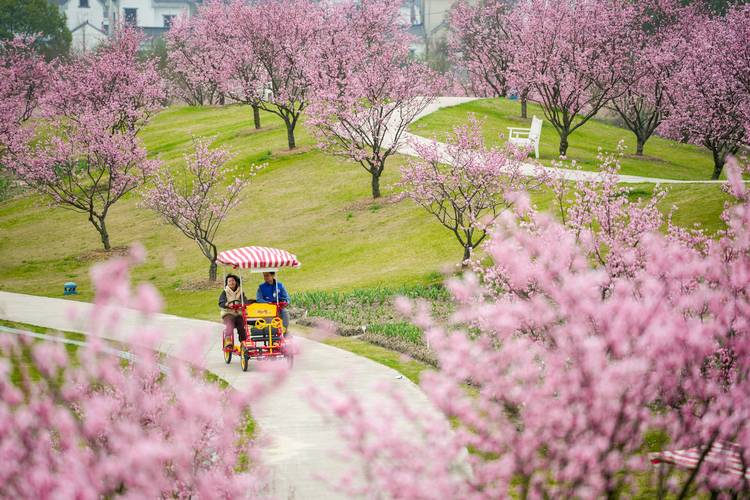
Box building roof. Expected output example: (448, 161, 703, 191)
(70, 20, 106, 35)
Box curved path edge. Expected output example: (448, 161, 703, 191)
(0, 291, 439, 499)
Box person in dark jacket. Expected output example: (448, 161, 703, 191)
(219, 274, 250, 343)
(256, 272, 290, 332)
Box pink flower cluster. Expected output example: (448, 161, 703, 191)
(0, 37, 49, 157)
(319, 154, 750, 497)
(659, 5, 750, 179)
(3, 26, 165, 250)
(142, 137, 263, 281)
(305, 0, 443, 199)
(0, 247, 268, 498)
(400, 116, 543, 262)
(448, 0, 515, 98)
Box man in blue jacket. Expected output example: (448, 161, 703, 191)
(256, 271, 290, 333)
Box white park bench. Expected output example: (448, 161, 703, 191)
(507, 115, 543, 159)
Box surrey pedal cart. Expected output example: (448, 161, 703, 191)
(217, 246, 300, 371)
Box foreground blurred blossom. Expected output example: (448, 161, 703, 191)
(0, 246, 270, 499)
(317, 157, 750, 498)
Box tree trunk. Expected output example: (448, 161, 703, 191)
(252, 104, 261, 129)
(91, 215, 111, 251)
(285, 119, 296, 150)
(559, 129, 569, 157)
(371, 171, 381, 198)
(711, 149, 725, 180)
(520, 96, 528, 119)
(462, 245, 472, 263)
(209, 259, 218, 282)
(636, 136, 645, 156)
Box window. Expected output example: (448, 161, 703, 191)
(79, 0, 90, 7)
(163, 15, 175, 29)
(124, 8, 137, 26)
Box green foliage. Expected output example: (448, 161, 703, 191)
(0, 0, 71, 59)
(293, 283, 451, 330)
(294, 284, 450, 363)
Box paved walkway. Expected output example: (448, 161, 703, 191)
(398, 97, 729, 185)
(0, 291, 438, 499)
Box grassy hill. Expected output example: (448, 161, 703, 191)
(0, 102, 731, 321)
(1, 106, 463, 319)
(410, 98, 724, 181)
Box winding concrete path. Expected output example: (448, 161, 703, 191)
(0, 291, 437, 499)
(399, 97, 731, 185)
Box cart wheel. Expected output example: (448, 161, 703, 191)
(224, 346, 232, 364)
(240, 345, 249, 372)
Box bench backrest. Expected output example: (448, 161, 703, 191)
(529, 116, 543, 140)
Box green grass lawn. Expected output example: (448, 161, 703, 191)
(410, 98, 722, 181)
(0, 103, 731, 324)
(0, 105, 466, 320)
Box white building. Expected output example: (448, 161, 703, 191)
(51, 0, 200, 52)
(403, 0, 456, 60)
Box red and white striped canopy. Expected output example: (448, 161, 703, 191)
(217, 246, 301, 270)
(650, 442, 749, 480)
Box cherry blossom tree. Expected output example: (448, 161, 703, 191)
(510, 0, 641, 156)
(314, 157, 750, 498)
(448, 0, 514, 99)
(0, 37, 48, 158)
(248, 0, 324, 150)
(721, 5, 750, 135)
(544, 147, 667, 289)
(143, 138, 262, 281)
(10, 122, 159, 250)
(399, 117, 541, 262)
(0, 245, 271, 498)
(165, 10, 226, 106)
(607, 1, 688, 156)
(5, 27, 164, 250)
(660, 6, 748, 179)
(661, 7, 750, 179)
(448, 0, 532, 117)
(306, 0, 441, 199)
(217, 0, 266, 130)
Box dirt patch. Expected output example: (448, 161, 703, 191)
(273, 146, 313, 157)
(176, 279, 222, 291)
(345, 193, 405, 212)
(76, 246, 130, 263)
(622, 154, 666, 163)
(234, 126, 273, 138)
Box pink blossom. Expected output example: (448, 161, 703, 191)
(660, 5, 749, 179)
(400, 116, 544, 263)
(305, 0, 443, 198)
(142, 137, 262, 281)
(0, 252, 270, 498)
(315, 152, 750, 496)
(4, 26, 164, 250)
